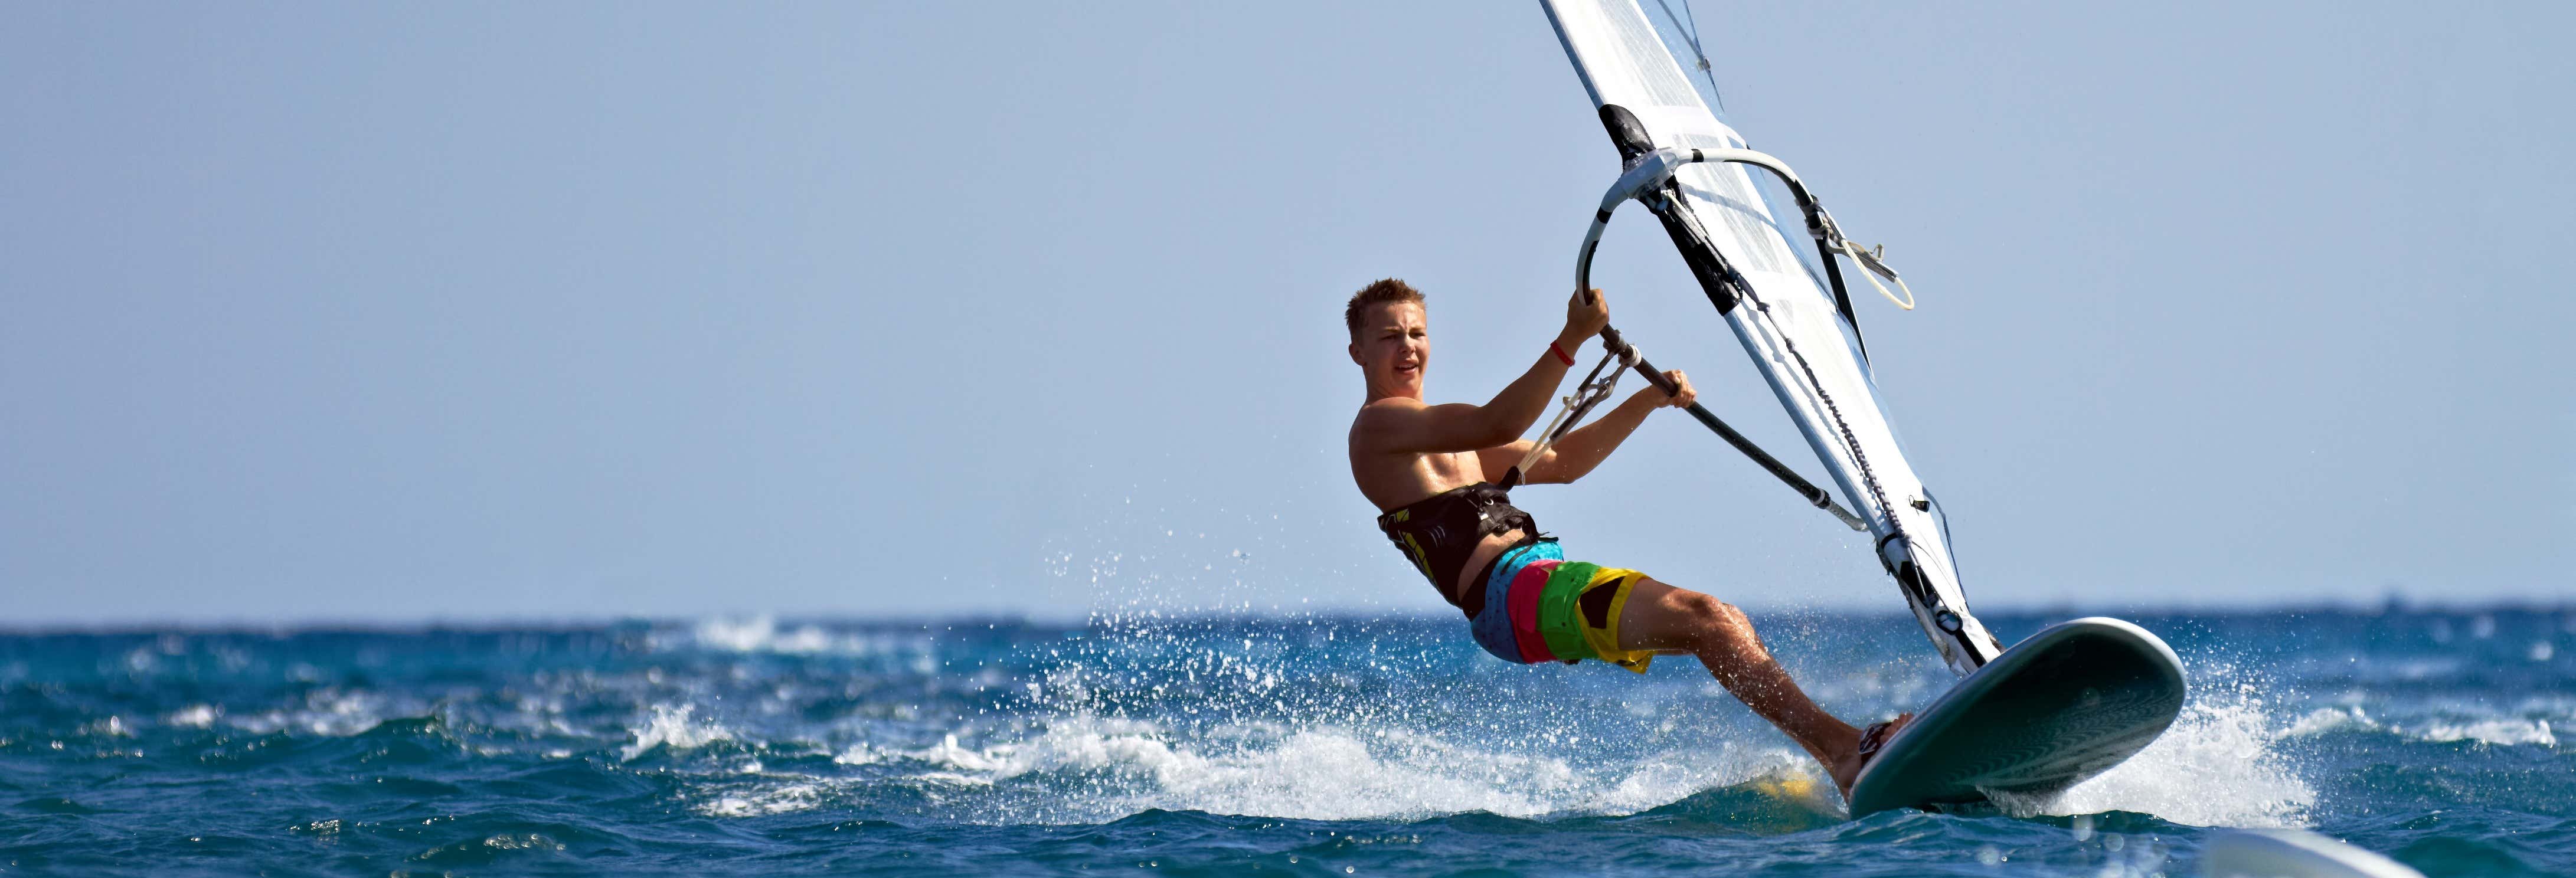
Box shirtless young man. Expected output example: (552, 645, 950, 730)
(1343, 277, 1904, 797)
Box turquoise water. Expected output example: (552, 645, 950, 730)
(4, 609, 2571, 875)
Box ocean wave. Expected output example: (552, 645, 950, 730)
(228, 689, 406, 737)
(164, 704, 221, 729)
(2284, 705, 2379, 737)
(833, 715, 1814, 825)
(2284, 705, 2557, 747)
(659, 615, 935, 663)
(2407, 718, 2555, 747)
(620, 703, 734, 761)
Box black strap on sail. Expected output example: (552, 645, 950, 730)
(1594, 104, 1883, 362)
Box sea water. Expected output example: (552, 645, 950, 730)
(2, 609, 2570, 876)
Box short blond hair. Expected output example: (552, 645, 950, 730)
(1343, 278, 1424, 339)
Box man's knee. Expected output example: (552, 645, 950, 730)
(1664, 588, 1747, 633)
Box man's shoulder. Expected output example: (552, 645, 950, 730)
(1358, 396, 1428, 414)
(1351, 396, 1430, 433)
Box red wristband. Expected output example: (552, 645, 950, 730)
(1549, 340, 1575, 366)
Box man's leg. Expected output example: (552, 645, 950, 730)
(1616, 578, 1875, 789)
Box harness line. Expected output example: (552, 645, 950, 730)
(1499, 306, 1866, 532)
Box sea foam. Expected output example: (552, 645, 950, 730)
(852, 714, 1810, 824)
(2048, 665, 2316, 828)
(621, 703, 733, 761)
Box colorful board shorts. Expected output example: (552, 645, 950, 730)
(1467, 540, 1656, 673)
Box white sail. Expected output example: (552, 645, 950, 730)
(1540, 0, 2003, 674)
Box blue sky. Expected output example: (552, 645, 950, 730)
(4, 2, 2570, 624)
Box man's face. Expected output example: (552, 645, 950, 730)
(1349, 301, 1429, 397)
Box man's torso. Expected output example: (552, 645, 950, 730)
(1348, 406, 1526, 604)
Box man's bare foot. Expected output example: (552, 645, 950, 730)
(1830, 713, 1914, 800)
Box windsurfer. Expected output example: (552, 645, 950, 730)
(1343, 277, 1905, 797)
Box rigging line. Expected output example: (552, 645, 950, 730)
(1502, 320, 1865, 530)
(1649, 0, 1726, 114)
(1684, 171, 1905, 536)
(1565, 173, 1867, 525)
(1643, 175, 1895, 529)
(1835, 241, 1915, 310)
(1570, 141, 1892, 530)
(1503, 343, 1630, 490)
(1617, 163, 1915, 551)
(1728, 261, 1994, 664)
(1731, 264, 1984, 655)
(1735, 274, 1895, 533)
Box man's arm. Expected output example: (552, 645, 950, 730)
(1476, 370, 1695, 484)
(1354, 290, 1610, 456)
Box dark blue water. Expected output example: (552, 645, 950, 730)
(4, 609, 2572, 876)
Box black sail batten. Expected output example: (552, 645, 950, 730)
(1815, 231, 1865, 360)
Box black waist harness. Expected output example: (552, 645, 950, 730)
(1375, 482, 1539, 615)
